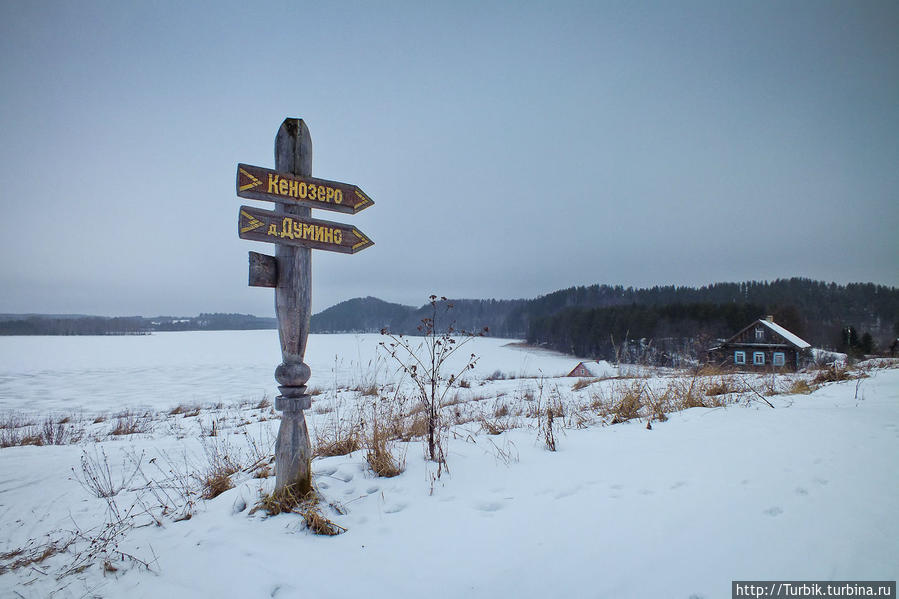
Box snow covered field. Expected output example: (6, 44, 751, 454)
(0, 332, 897, 598)
(0, 332, 577, 413)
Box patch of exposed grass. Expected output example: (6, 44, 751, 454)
(789, 379, 813, 395)
(250, 485, 346, 535)
(571, 377, 598, 391)
(110, 410, 150, 435)
(812, 365, 852, 385)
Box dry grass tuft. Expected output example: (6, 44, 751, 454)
(788, 379, 813, 395)
(571, 377, 598, 391)
(110, 410, 150, 435)
(200, 469, 235, 499)
(610, 381, 645, 423)
(0, 538, 74, 575)
(812, 365, 852, 385)
(251, 485, 347, 535)
(0, 414, 82, 447)
(364, 412, 405, 478)
(705, 377, 732, 396)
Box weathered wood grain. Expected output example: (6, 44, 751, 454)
(272, 117, 314, 493)
(248, 251, 277, 288)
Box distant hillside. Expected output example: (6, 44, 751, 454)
(309, 278, 899, 356)
(0, 313, 276, 335)
(310, 297, 416, 333)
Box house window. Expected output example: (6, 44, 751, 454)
(734, 351, 746, 365)
(753, 352, 765, 365)
(773, 352, 785, 367)
(755, 327, 764, 341)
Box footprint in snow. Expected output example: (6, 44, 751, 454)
(795, 487, 808, 496)
(554, 486, 581, 500)
(474, 500, 505, 512)
(316, 466, 337, 476)
(343, 487, 356, 496)
(331, 470, 354, 483)
(813, 477, 829, 486)
(764, 506, 783, 517)
(383, 502, 406, 514)
(638, 488, 654, 496)
(366, 485, 379, 494)
(670, 481, 687, 490)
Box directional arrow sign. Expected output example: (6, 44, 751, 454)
(238, 206, 374, 254)
(237, 163, 374, 215)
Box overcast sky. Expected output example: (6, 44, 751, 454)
(1, 1, 896, 316)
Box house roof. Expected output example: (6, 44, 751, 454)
(725, 318, 811, 349)
(568, 360, 617, 377)
(758, 319, 811, 349)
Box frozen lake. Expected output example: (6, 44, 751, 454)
(0, 331, 578, 413)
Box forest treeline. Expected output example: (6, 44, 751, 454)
(0, 313, 277, 335)
(311, 279, 899, 359)
(6, 279, 896, 356)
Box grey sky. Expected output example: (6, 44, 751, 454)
(1, 1, 896, 316)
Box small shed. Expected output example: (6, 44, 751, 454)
(567, 360, 617, 378)
(709, 316, 811, 370)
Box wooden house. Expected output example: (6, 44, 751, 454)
(709, 316, 811, 370)
(567, 361, 615, 378)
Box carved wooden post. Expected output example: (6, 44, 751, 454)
(273, 118, 313, 493)
(236, 118, 374, 494)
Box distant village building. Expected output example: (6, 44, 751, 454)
(708, 316, 811, 370)
(567, 361, 616, 378)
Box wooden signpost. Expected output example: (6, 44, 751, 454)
(236, 118, 374, 493)
(237, 164, 374, 214)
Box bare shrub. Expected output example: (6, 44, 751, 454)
(542, 404, 558, 451)
(486, 370, 507, 381)
(380, 295, 485, 464)
(73, 447, 142, 498)
(41, 416, 82, 445)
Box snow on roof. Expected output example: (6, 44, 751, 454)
(759, 319, 811, 348)
(570, 360, 618, 377)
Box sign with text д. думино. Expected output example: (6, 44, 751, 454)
(238, 205, 373, 255)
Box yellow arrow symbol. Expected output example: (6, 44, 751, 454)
(238, 168, 263, 192)
(240, 209, 264, 234)
(354, 188, 373, 211)
(351, 228, 372, 251)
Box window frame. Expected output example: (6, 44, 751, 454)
(753, 351, 765, 365)
(734, 351, 746, 365)
(773, 352, 785, 367)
